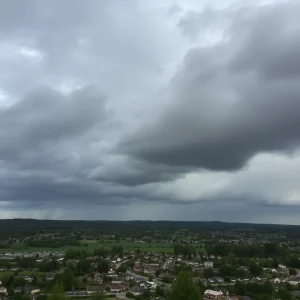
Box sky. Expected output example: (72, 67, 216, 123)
(1, 0, 300, 224)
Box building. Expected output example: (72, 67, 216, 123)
(109, 284, 126, 293)
(24, 286, 40, 295)
(129, 286, 145, 296)
(144, 265, 160, 275)
(140, 281, 157, 290)
(0, 286, 7, 294)
(278, 264, 287, 269)
(87, 286, 102, 294)
(204, 290, 223, 299)
(204, 261, 213, 268)
(134, 263, 143, 272)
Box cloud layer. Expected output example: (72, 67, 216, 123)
(1, 0, 300, 223)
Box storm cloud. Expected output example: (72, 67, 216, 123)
(1, 0, 300, 222)
(121, 1, 300, 171)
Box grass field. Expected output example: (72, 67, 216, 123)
(0, 240, 205, 254)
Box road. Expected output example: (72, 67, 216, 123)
(115, 292, 128, 299)
(116, 259, 129, 269)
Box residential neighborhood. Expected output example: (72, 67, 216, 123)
(1, 220, 300, 299)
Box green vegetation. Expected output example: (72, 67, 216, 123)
(168, 271, 201, 300)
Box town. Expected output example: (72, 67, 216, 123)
(0, 220, 300, 300)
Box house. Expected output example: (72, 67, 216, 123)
(271, 269, 278, 273)
(14, 287, 23, 294)
(87, 286, 102, 294)
(24, 286, 40, 295)
(0, 286, 7, 294)
(288, 280, 300, 286)
(144, 265, 160, 275)
(46, 274, 55, 281)
(107, 272, 118, 278)
(129, 286, 145, 296)
(112, 277, 123, 284)
(204, 261, 213, 268)
(140, 281, 157, 290)
(24, 276, 34, 283)
(134, 276, 146, 283)
(134, 264, 143, 272)
(65, 290, 88, 297)
(273, 278, 281, 284)
(109, 284, 126, 293)
(291, 291, 300, 298)
(218, 288, 228, 296)
(278, 264, 287, 269)
(88, 272, 103, 284)
(203, 289, 223, 299)
(192, 267, 202, 273)
(123, 273, 134, 281)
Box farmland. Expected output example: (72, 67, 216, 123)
(0, 240, 177, 254)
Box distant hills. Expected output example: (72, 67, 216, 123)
(0, 218, 299, 233)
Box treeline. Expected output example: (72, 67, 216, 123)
(173, 244, 197, 257)
(0, 257, 61, 272)
(206, 243, 287, 258)
(26, 239, 80, 248)
(233, 281, 291, 300)
(2, 219, 300, 234)
(64, 245, 124, 260)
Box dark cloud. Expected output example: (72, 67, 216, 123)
(1, 0, 300, 222)
(120, 1, 300, 172)
(0, 85, 106, 161)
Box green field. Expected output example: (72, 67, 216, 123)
(0, 241, 205, 254)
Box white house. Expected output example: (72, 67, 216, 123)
(204, 290, 223, 299)
(204, 261, 213, 268)
(0, 286, 7, 294)
(271, 269, 277, 273)
(288, 280, 299, 286)
(140, 281, 157, 290)
(278, 264, 287, 269)
(273, 278, 281, 284)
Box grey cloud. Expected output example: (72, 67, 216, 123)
(88, 156, 188, 186)
(120, 1, 300, 172)
(0, 85, 106, 161)
(1, 0, 300, 222)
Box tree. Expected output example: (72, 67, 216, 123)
(97, 260, 109, 273)
(278, 287, 292, 300)
(126, 291, 134, 298)
(117, 265, 127, 273)
(49, 281, 65, 300)
(249, 261, 263, 276)
(228, 252, 237, 265)
(61, 268, 76, 291)
(289, 268, 297, 276)
(263, 281, 273, 294)
(169, 271, 201, 300)
(234, 281, 246, 296)
(155, 285, 164, 296)
(203, 268, 214, 279)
